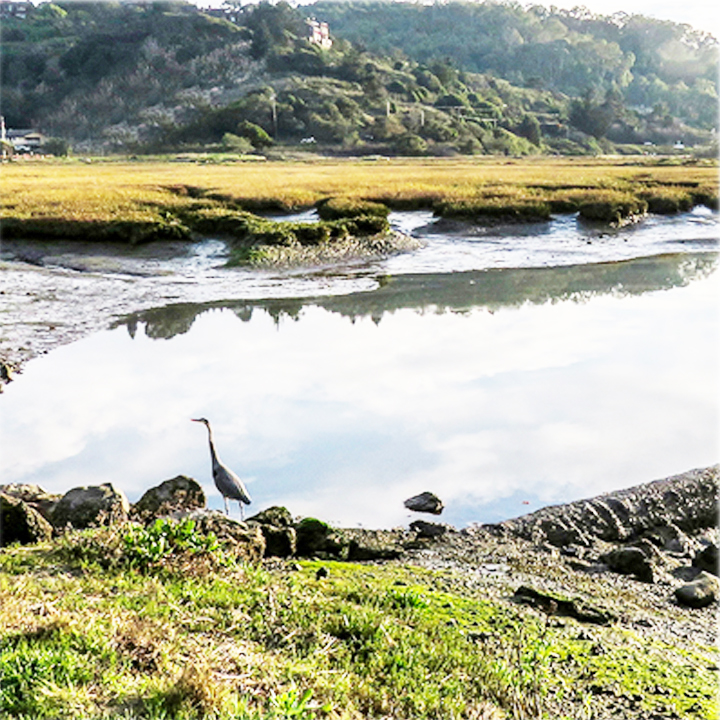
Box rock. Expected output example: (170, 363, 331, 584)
(132, 476, 205, 522)
(0, 360, 13, 385)
(409, 520, 449, 539)
(247, 506, 293, 527)
(260, 525, 297, 558)
(537, 518, 591, 547)
(692, 543, 718, 576)
(404, 491, 444, 515)
(0, 483, 61, 522)
(674, 571, 718, 608)
(495, 465, 719, 547)
(175, 509, 265, 563)
(348, 538, 402, 561)
(245, 506, 297, 558)
(52, 483, 130, 529)
(513, 585, 614, 625)
(1, 493, 54, 545)
(643, 523, 695, 556)
(600, 546, 655, 583)
(295, 517, 347, 558)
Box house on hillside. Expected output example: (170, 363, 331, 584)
(305, 18, 332, 49)
(0, 1, 32, 19)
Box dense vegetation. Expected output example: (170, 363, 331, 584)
(1, 521, 716, 719)
(312, 2, 718, 131)
(1, 0, 716, 156)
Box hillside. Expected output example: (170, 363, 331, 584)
(0, 0, 717, 156)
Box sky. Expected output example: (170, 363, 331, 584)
(543, 0, 718, 33)
(193, 1, 719, 36)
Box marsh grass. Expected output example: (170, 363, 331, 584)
(1, 158, 716, 256)
(1, 528, 717, 720)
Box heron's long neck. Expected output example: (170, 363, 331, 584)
(206, 426, 220, 467)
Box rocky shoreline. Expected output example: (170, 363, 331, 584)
(2, 465, 718, 719)
(3, 464, 717, 609)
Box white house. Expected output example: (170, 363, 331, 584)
(305, 19, 332, 50)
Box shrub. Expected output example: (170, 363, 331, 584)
(222, 132, 255, 154)
(237, 120, 273, 149)
(394, 133, 428, 156)
(41, 137, 70, 156)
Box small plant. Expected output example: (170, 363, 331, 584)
(122, 518, 219, 571)
(268, 688, 320, 719)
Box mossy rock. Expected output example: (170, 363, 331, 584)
(1, 494, 54, 545)
(295, 517, 348, 558)
(247, 505, 294, 527)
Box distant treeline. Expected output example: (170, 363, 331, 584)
(0, 0, 716, 156)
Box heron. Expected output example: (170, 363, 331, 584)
(191, 418, 251, 519)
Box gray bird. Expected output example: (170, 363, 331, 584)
(191, 418, 251, 519)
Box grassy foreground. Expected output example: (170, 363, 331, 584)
(0, 520, 716, 720)
(1, 157, 717, 255)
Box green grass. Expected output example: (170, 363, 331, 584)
(1, 523, 717, 720)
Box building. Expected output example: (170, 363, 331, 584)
(5, 128, 45, 153)
(0, 1, 33, 20)
(305, 18, 332, 50)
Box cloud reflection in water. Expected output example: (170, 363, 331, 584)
(0, 254, 717, 528)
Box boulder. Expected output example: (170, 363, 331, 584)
(692, 543, 718, 576)
(1, 493, 53, 546)
(260, 525, 297, 558)
(404, 491, 444, 515)
(410, 520, 449, 539)
(600, 546, 655, 583)
(295, 517, 347, 558)
(0, 483, 61, 522)
(246, 507, 296, 558)
(52, 483, 130, 530)
(247, 506, 294, 527)
(496, 465, 719, 547)
(132, 476, 205, 523)
(674, 571, 718, 609)
(175, 510, 265, 563)
(642, 523, 695, 556)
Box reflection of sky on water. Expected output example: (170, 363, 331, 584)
(1, 262, 717, 528)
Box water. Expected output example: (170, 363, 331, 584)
(0, 211, 718, 528)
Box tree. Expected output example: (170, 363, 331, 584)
(516, 114, 541, 145)
(237, 120, 273, 148)
(42, 137, 70, 156)
(569, 89, 619, 138)
(222, 133, 254, 153)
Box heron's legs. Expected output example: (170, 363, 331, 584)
(223, 496, 229, 515)
(239, 502, 245, 521)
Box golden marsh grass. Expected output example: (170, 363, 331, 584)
(1, 156, 717, 243)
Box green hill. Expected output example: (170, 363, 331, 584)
(0, 0, 716, 156)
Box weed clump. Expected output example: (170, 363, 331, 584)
(435, 198, 552, 222)
(578, 192, 648, 224)
(53, 518, 224, 575)
(638, 186, 694, 214)
(316, 196, 390, 221)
